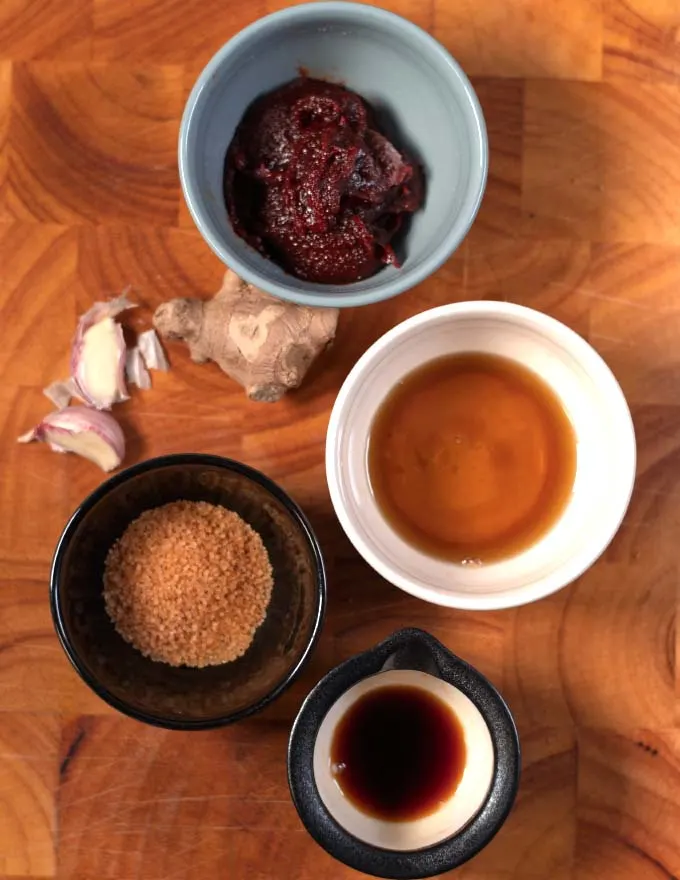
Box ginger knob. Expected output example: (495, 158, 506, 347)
(153, 270, 339, 402)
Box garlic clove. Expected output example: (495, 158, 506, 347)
(71, 292, 135, 410)
(125, 346, 152, 390)
(18, 406, 125, 472)
(72, 317, 129, 409)
(137, 329, 169, 371)
(44, 426, 121, 471)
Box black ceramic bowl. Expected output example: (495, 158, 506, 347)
(50, 454, 326, 729)
(288, 629, 520, 879)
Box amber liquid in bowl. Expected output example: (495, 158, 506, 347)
(368, 353, 577, 564)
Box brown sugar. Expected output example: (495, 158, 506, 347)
(103, 500, 274, 668)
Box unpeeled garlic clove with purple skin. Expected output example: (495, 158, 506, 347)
(71, 292, 135, 410)
(18, 406, 125, 472)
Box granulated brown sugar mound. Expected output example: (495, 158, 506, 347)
(103, 500, 274, 668)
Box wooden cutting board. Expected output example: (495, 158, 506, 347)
(1, 0, 679, 877)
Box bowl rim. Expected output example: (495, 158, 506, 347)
(325, 301, 637, 611)
(178, 0, 489, 308)
(50, 453, 327, 730)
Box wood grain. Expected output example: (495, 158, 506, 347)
(4, 63, 183, 224)
(604, 0, 680, 84)
(0, 0, 679, 877)
(433, 0, 603, 80)
(522, 79, 680, 243)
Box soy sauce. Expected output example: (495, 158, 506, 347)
(330, 685, 466, 821)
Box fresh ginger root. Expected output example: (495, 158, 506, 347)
(153, 269, 339, 402)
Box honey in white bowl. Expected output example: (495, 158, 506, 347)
(368, 352, 577, 564)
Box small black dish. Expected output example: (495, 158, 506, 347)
(50, 453, 326, 730)
(288, 628, 520, 879)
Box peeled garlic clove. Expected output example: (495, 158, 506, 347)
(71, 292, 136, 409)
(18, 406, 125, 472)
(137, 329, 169, 371)
(72, 317, 128, 409)
(125, 346, 152, 390)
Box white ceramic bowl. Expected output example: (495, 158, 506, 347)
(326, 302, 636, 610)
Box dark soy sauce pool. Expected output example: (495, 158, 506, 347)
(330, 684, 466, 821)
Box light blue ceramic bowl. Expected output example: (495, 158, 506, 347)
(179, 2, 488, 308)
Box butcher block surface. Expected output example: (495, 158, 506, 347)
(0, 0, 679, 877)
